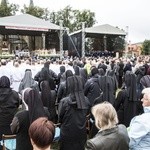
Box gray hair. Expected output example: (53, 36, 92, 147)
(142, 88, 150, 101)
(92, 102, 118, 130)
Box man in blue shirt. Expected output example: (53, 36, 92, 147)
(128, 87, 150, 150)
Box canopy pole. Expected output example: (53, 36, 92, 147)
(0, 35, 2, 54)
(82, 22, 85, 58)
(125, 26, 129, 57)
(59, 20, 63, 59)
(103, 35, 107, 50)
(42, 33, 45, 49)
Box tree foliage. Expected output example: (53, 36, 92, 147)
(21, 5, 50, 20)
(142, 40, 150, 55)
(0, 1, 126, 54)
(107, 36, 125, 51)
(0, 0, 19, 17)
(49, 6, 96, 32)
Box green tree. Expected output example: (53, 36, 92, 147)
(142, 40, 150, 55)
(49, 6, 96, 32)
(0, 0, 19, 17)
(21, 4, 49, 20)
(106, 36, 125, 52)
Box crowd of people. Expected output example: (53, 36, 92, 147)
(0, 54, 150, 150)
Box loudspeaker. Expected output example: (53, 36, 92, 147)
(63, 32, 68, 50)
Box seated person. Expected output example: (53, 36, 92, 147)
(128, 87, 150, 150)
(29, 117, 55, 150)
(85, 102, 129, 150)
(0, 76, 20, 149)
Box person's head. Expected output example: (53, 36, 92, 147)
(29, 117, 55, 150)
(91, 67, 99, 76)
(44, 61, 50, 68)
(14, 62, 19, 67)
(67, 75, 84, 94)
(0, 76, 10, 88)
(22, 88, 45, 123)
(23, 69, 32, 80)
(98, 68, 105, 76)
(66, 75, 87, 109)
(141, 88, 150, 107)
(92, 102, 118, 130)
(1, 59, 6, 65)
(140, 75, 150, 88)
(124, 71, 135, 87)
(59, 65, 65, 73)
(65, 70, 73, 80)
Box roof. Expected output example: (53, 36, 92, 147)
(70, 24, 126, 37)
(0, 14, 60, 31)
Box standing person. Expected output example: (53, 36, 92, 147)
(84, 67, 100, 106)
(18, 69, 39, 94)
(123, 60, 132, 74)
(85, 102, 129, 150)
(57, 70, 73, 103)
(128, 88, 150, 150)
(10, 88, 49, 150)
(0, 76, 20, 149)
(58, 76, 90, 150)
(29, 117, 55, 150)
(80, 68, 88, 86)
(0, 59, 13, 84)
(34, 61, 58, 91)
(11, 62, 24, 92)
(114, 71, 142, 127)
(97, 75, 116, 105)
(40, 80, 57, 123)
(118, 59, 124, 88)
(57, 65, 66, 85)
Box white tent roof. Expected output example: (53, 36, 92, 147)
(70, 24, 126, 36)
(0, 14, 60, 31)
(86, 24, 126, 35)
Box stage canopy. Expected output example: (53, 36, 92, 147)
(69, 24, 126, 57)
(0, 14, 61, 36)
(70, 24, 126, 38)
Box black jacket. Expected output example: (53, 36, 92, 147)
(85, 124, 129, 150)
(84, 75, 100, 106)
(58, 96, 90, 141)
(11, 108, 50, 150)
(0, 88, 20, 140)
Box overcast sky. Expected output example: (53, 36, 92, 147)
(9, 0, 150, 43)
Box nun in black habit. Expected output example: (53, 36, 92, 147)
(0, 76, 20, 142)
(40, 80, 57, 123)
(114, 71, 143, 127)
(10, 88, 50, 150)
(58, 75, 90, 150)
(89, 75, 116, 138)
(94, 75, 116, 105)
(140, 75, 150, 89)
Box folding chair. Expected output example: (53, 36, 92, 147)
(2, 134, 16, 150)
